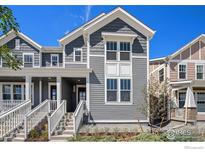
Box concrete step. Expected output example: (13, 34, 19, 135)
(65, 126, 74, 130)
(12, 137, 25, 142)
(50, 134, 73, 141)
(16, 133, 24, 138)
(63, 130, 74, 135)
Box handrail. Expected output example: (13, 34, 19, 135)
(73, 100, 85, 134)
(24, 99, 49, 139)
(0, 100, 25, 115)
(0, 100, 31, 139)
(48, 100, 66, 140)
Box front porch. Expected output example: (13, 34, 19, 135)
(170, 80, 205, 122)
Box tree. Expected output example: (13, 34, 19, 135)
(0, 5, 21, 70)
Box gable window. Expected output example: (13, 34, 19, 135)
(178, 92, 186, 108)
(120, 79, 131, 102)
(15, 39, 20, 50)
(178, 64, 186, 79)
(51, 54, 59, 67)
(13, 85, 22, 100)
(196, 64, 204, 80)
(120, 42, 130, 61)
(106, 41, 117, 60)
(74, 48, 82, 62)
(23, 53, 33, 67)
(3, 85, 11, 100)
(107, 79, 117, 101)
(159, 68, 164, 83)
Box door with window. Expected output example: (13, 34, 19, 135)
(77, 87, 86, 105)
(50, 85, 57, 100)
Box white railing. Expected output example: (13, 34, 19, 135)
(48, 100, 66, 140)
(73, 100, 85, 134)
(49, 100, 58, 111)
(0, 100, 25, 114)
(24, 99, 49, 139)
(0, 100, 31, 139)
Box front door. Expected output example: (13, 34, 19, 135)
(77, 87, 86, 104)
(50, 85, 57, 100)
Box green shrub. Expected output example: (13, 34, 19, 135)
(133, 133, 168, 142)
(28, 129, 41, 139)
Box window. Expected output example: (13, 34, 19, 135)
(15, 39, 20, 50)
(120, 79, 131, 101)
(74, 48, 82, 62)
(196, 65, 204, 80)
(23, 54, 33, 66)
(120, 42, 130, 61)
(179, 64, 186, 79)
(13, 85, 22, 100)
(51, 54, 59, 67)
(159, 68, 164, 83)
(3, 85, 11, 100)
(107, 79, 117, 101)
(178, 92, 186, 108)
(106, 41, 117, 60)
(196, 92, 205, 112)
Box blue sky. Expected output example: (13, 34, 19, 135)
(9, 5, 205, 59)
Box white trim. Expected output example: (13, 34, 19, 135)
(50, 54, 60, 67)
(169, 80, 192, 85)
(178, 63, 187, 80)
(170, 59, 205, 63)
(23, 53, 34, 68)
(89, 54, 105, 57)
(73, 48, 83, 62)
(150, 57, 166, 62)
(48, 82, 57, 99)
(39, 79, 42, 103)
(89, 119, 149, 123)
(87, 34, 90, 69)
(195, 64, 204, 80)
(84, 7, 155, 38)
(76, 84, 86, 107)
(132, 55, 147, 59)
(150, 63, 165, 75)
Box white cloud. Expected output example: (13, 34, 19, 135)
(85, 5, 92, 22)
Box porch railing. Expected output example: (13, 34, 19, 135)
(73, 100, 85, 134)
(49, 100, 58, 111)
(0, 100, 25, 114)
(24, 99, 49, 139)
(48, 100, 66, 140)
(0, 100, 31, 139)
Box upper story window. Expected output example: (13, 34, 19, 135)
(74, 48, 82, 62)
(196, 64, 204, 80)
(120, 42, 130, 61)
(106, 41, 131, 61)
(178, 64, 186, 79)
(51, 54, 59, 67)
(3, 85, 11, 100)
(107, 79, 117, 102)
(159, 68, 164, 83)
(15, 39, 20, 50)
(106, 41, 117, 60)
(120, 79, 131, 102)
(23, 53, 33, 67)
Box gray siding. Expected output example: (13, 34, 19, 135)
(89, 18, 148, 121)
(42, 53, 63, 67)
(2, 36, 40, 67)
(64, 35, 87, 68)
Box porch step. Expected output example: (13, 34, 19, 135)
(12, 137, 25, 142)
(50, 134, 73, 141)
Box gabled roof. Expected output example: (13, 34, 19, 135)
(169, 34, 205, 60)
(59, 13, 106, 45)
(0, 30, 42, 50)
(59, 7, 155, 45)
(41, 46, 63, 53)
(150, 57, 166, 63)
(84, 7, 155, 38)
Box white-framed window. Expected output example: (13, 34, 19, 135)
(13, 85, 22, 100)
(106, 41, 131, 61)
(107, 79, 118, 102)
(120, 79, 131, 102)
(178, 64, 186, 79)
(15, 39, 20, 50)
(23, 53, 34, 67)
(178, 92, 186, 108)
(195, 92, 205, 112)
(73, 48, 82, 62)
(159, 68, 164, 83)
(2, 85, 11, 100)
(51, 54, 59, 67)
(196, 64, 204, 80)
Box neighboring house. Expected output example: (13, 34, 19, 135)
(150, 34, 205, 122)
(0, 7, 155, 133)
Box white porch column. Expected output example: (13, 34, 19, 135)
(39, 79, 42, 103)
(86, 74, 90, 112)
(25, 76, 31, 101)
(56, 76, 61, 107)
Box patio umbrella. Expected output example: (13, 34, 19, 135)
(184, 86, 197, 124)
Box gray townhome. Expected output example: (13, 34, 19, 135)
(0, 7, 155, 141)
